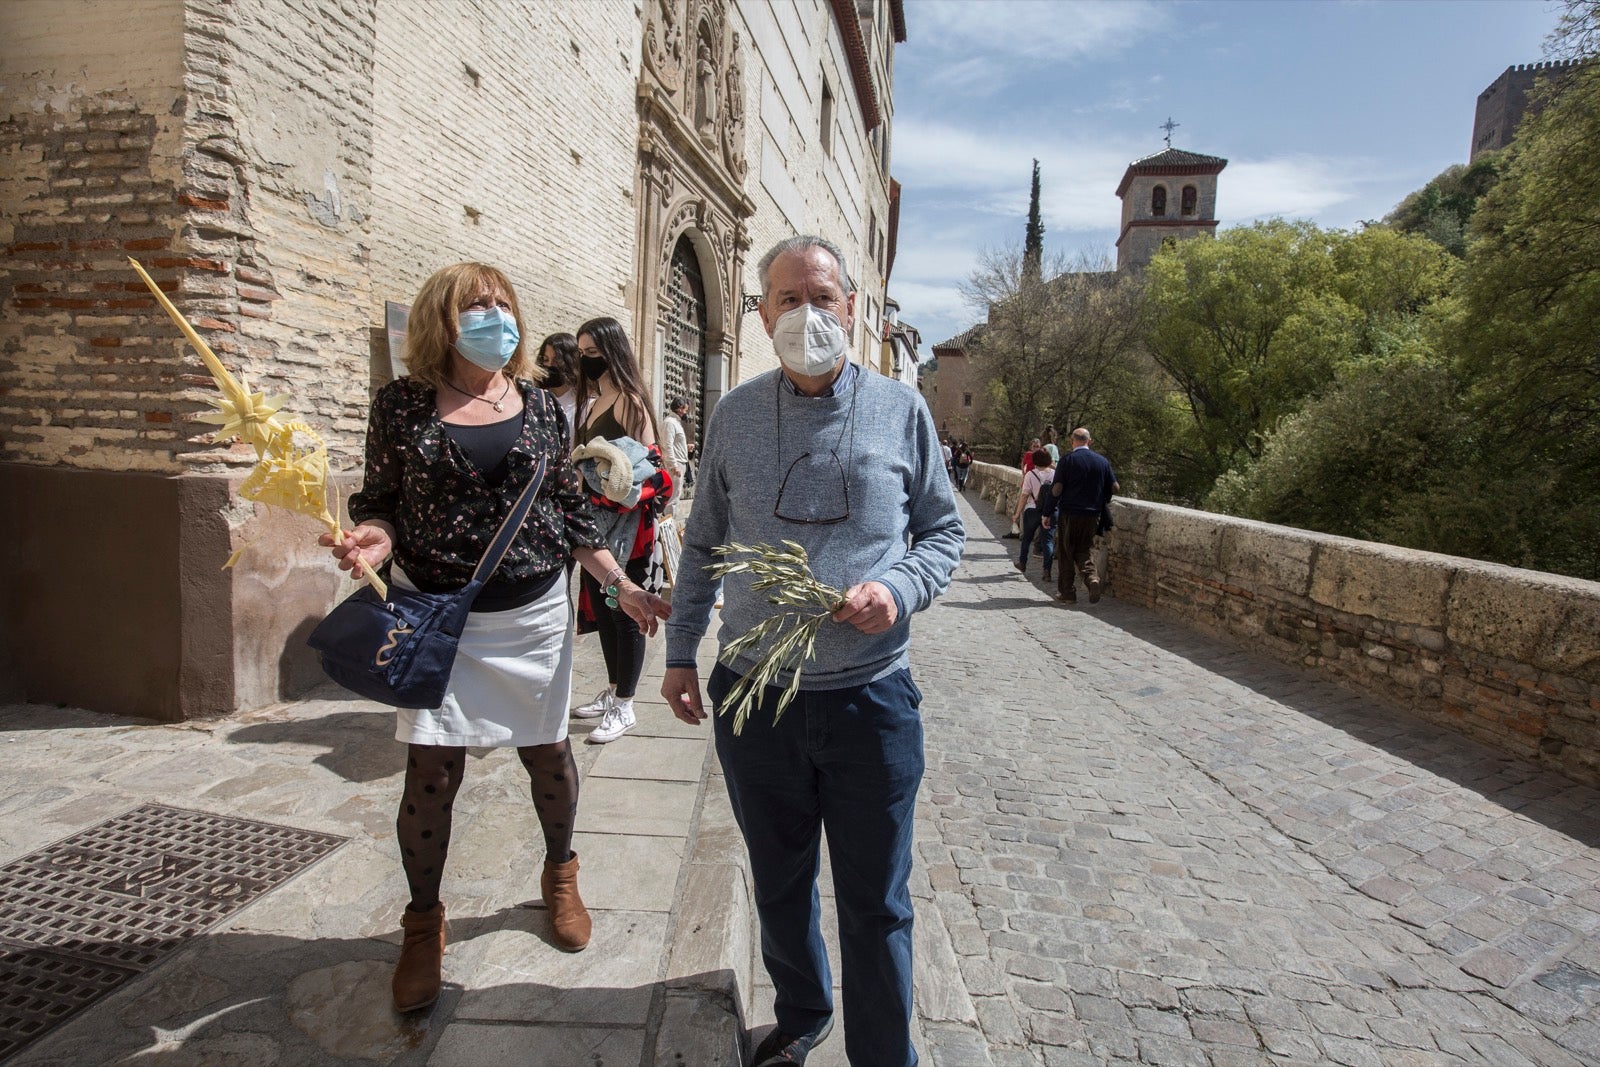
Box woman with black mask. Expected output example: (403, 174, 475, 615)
(568, 316, 665, 743)
(538, 332, 580, 442)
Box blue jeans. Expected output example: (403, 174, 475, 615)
(1019, 507, 1053, 572)
(709, 663, 924, 1067)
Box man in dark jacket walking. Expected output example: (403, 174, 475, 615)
(1040, 427, 1117, 604)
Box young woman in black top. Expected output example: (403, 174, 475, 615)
(568, 316, 662, 743)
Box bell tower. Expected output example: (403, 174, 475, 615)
(1115, 126, 1227, 272)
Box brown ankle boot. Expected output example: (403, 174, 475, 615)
(541, 852, 591, 952)
(392, 901, 446, 1012)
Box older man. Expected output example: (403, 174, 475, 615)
(1040, 426, 1118, 604)
(663, 235, 964, 1067)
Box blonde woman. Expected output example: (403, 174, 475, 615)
(322, 264, 669, 1012)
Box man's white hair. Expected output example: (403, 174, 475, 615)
(757, 235, 854, 297)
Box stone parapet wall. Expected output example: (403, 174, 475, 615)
(966, 460, 1021, 518)
(964, 463, 1600, 787)
(1108, 500, 1600, 788)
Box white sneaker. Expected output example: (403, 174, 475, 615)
(587, 702, 636, 743)
(573, 688, 614, 719)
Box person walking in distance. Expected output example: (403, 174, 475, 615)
(661, 235, 964, 1067)
(662, 396, 691, 505)
(1040, 426, 1118, 604)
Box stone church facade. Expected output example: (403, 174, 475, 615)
(0, 0, 906, 720)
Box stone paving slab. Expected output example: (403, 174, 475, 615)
(909, 490, 1600, 1065)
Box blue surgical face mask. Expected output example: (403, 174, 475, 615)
(455, 307, 520, 371)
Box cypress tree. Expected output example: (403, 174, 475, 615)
(1024, 159, 1044, 283)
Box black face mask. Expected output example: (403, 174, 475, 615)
(581, 355, 608, 381)
(542, 364, 566, 389)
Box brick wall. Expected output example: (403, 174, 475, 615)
(1, 0, 378, 473)
(921, 349, 984, 443)
(370, 0, 641, 402)
(190, 0, 378, 470)
(0, 0, 190, 472)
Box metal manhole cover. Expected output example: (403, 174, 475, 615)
(0, 804, 345, 1062)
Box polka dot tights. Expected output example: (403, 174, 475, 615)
(397, 741, 579, 913)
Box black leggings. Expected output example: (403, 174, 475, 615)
(396, 741, 579, 912)
(581, 553, 648, 700)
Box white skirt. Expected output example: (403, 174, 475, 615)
(391, 565, 573, 748)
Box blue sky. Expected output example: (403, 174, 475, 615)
(887, 0, 1562, 347)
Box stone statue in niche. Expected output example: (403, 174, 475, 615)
(721, 41, 746, 179)
(695, 36, 718, 137)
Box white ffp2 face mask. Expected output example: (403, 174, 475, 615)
(771, 304, 847, 378)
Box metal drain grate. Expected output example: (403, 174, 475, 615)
(0, 804, 345, 1062)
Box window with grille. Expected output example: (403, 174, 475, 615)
(663, 236, 708, 438)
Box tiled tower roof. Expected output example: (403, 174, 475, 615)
(1115, 147, 1229, 197)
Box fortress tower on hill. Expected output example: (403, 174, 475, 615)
(1471, 60, 1582, 161)
(1114, 147, 1228, 272)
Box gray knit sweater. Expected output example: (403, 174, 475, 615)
(666, 367, 965, 689)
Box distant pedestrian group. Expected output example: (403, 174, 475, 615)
(1006, 424, 1118, 604)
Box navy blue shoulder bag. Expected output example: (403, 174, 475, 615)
(307, 455, 549, 708)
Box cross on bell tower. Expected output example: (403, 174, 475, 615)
(1160, 117, 1180, 148)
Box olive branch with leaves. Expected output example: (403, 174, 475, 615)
(708, 541, 844, 735)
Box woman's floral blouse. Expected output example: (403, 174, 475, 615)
(349, 376, 603, 592)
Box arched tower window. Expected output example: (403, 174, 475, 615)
(1181, 185, 1197, 216)
(1151, 185, 1167, 217)
(664, 235, 708, 433)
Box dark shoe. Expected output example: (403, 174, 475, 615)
(1088, 579, 1102, 604)
(541, 852, 592, 951)
(1056, 591, 1076, 603)
(392, 901, 446, 1012)
(1014, 559, 1024, 571)
(1042, 570, 1052, 582)
(750, 1018, 834, 1066)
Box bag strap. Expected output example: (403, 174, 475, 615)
(470, 453, 549, 585)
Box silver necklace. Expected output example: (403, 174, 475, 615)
(444, 375, 513, 413)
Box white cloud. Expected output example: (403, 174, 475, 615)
(885, 278, 970, 335)
(910, 0, 1166, 63)
(1220, 156, 1364, 223)
(893, 117, 1145, 231)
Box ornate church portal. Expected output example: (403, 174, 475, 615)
(635, 0, 755, 426)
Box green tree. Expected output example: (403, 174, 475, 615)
(1143, 221, 1445, 490)
(1145, 220, 1454, 495)
(1205, 345, 1468, 541)
(1024, 159, 1045, 284)
(962, 248, 1148, 464)
(1445, 40, 1600, 578)
(1382, 156, 1507, 256)
(1453, 59, 1600, 464)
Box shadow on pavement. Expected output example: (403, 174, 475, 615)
(959, 491, 1600, 848)
(1091, 603, 1600, 847)
(12, 924, 739, 1067)
(228, 708, 400, 785)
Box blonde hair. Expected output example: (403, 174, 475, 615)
(402, 263, 544, 390)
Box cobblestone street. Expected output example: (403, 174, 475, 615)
(908, 493, 1600, 1066)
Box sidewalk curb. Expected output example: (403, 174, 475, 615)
(650, 704, 753, 1066)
